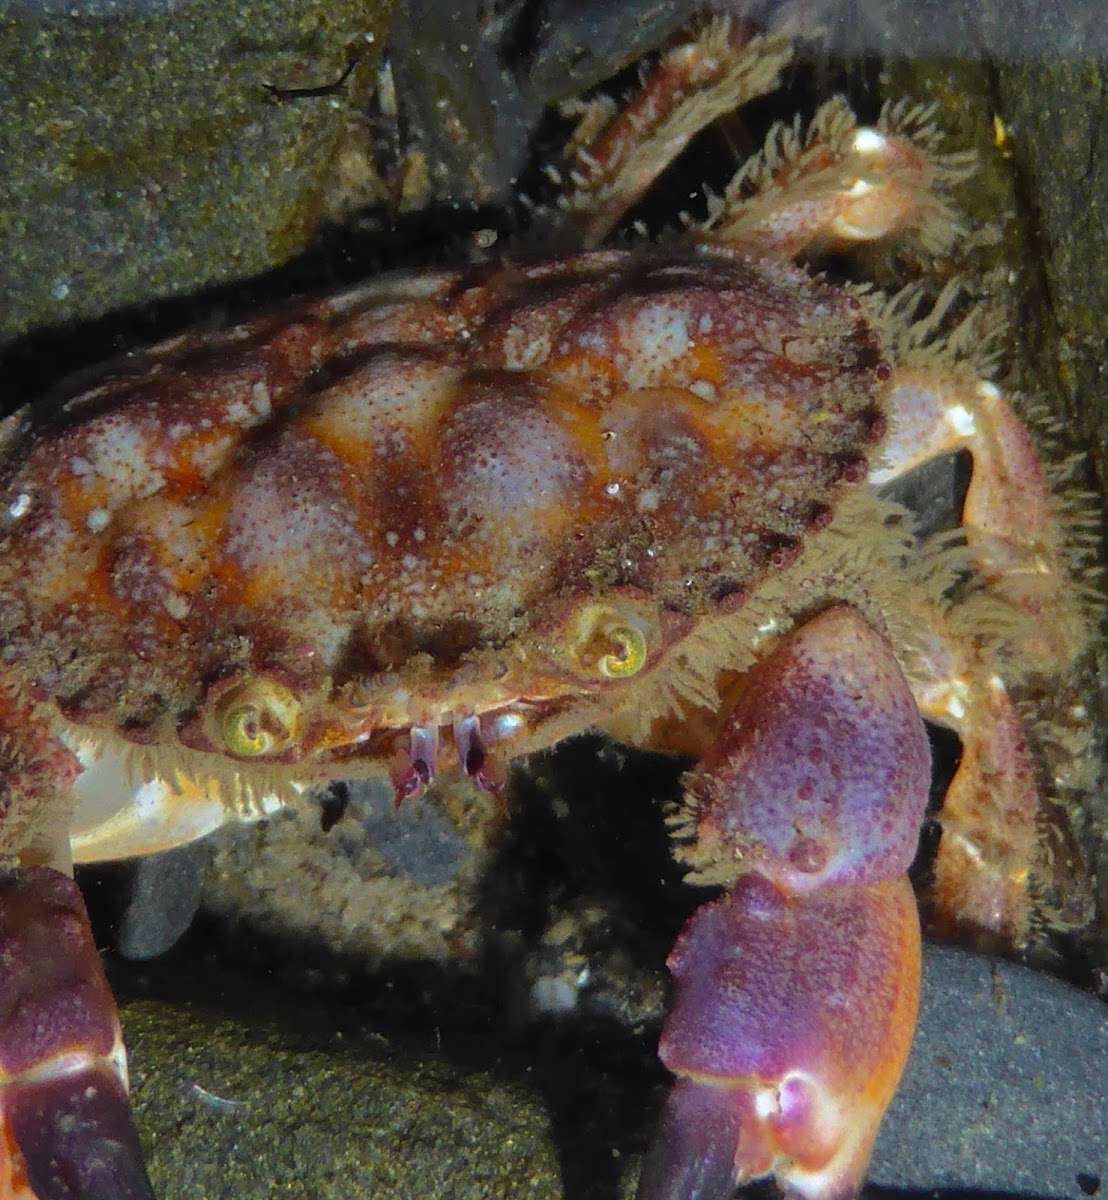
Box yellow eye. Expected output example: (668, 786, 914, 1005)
(210, 679, 302, 758)
(223, 702, 272, 756)
(561, 600, 656, 681)
(598, 624, 648, 678)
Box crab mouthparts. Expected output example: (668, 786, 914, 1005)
(388, 711, 521, 802)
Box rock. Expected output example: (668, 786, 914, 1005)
(117, 842, 210, 961)
(986, 6, 1108, 962)
(872, 943, 1108, 1198)
(122, 986, 560, 1200)
(0, 0, 395, 342)
(199, 777, 501, 973)
(120, 942, 1106, 1200)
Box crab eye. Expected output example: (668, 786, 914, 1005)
(562, 600, 657, 682)
(598, 624, 648, 678)
(211, 679, 302, 757)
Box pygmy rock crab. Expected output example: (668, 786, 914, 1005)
(0, 16, 1098, 1200)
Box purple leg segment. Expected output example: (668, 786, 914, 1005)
(0, 867, 154, 1200)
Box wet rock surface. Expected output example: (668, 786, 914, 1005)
(878, 0, 1108, 966)
(120, 986, 562, 1200)
(115, 939, 1107, 1200)
(874, 945, 1108, 1199)
(0, 0, 395, 342)
(117, 842, 210, 961)
(992, 43, 1108, 965)
(200, 777, 502, 969)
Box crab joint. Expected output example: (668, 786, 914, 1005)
(682, 605, 932, 892)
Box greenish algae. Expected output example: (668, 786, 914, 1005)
(123, 995, 561, 1200)
(0, 0, 396, 342)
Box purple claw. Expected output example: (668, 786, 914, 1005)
(636, 1077, 756, 1200)
(646, 608, 929, 1200)
(0, 867, 154, 1200)
(642, 874, 921, 1200)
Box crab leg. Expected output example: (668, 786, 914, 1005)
(0, 867, 155, 1200)
(873, 364, 1090, 666)
(868, 352, 1096, 946)
(0, 686, 154, 1200)
(902, 590, 1066, 949)
(554, 18, 794, 246)
(638, 607, 929, 1200)
(698, 97, 973, 263)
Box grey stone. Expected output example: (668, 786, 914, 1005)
(872, 944, 1108, 1198)
(122, 943, 1106, 1200)
(117, 842, 209, 961)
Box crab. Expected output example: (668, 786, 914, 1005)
(0, 15, 1099, 1200)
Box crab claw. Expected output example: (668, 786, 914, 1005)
(638, 873, 920, 1200)
(641, 607, 929, 1200)
(0, 866, 154, 1200)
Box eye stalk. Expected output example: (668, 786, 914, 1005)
(208, 678, 303, 758)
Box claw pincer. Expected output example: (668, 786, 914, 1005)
(0, 867, 154, 1200)
(639, 607, 929, 1200)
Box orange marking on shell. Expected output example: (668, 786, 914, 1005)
(545, 349, 624, 399)
(208, 553, 247, 606)
(297, 414, 376, 493)
(56, 472, 111, 528)
(688, 342, 725, 385)
(159, 458, 208, 499)
(0, 1121, 33, 1199)
(237, 564, 283, 611)
(174, 491, 234, 593)
(82, 550, 132, 622)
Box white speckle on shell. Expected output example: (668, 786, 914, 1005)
(502, 327, 552, 370)
(624, 302, 691, 389)
(251, 380, 273, 418)
(163, 592, 190, 620)
(689, 379, 718, 402)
